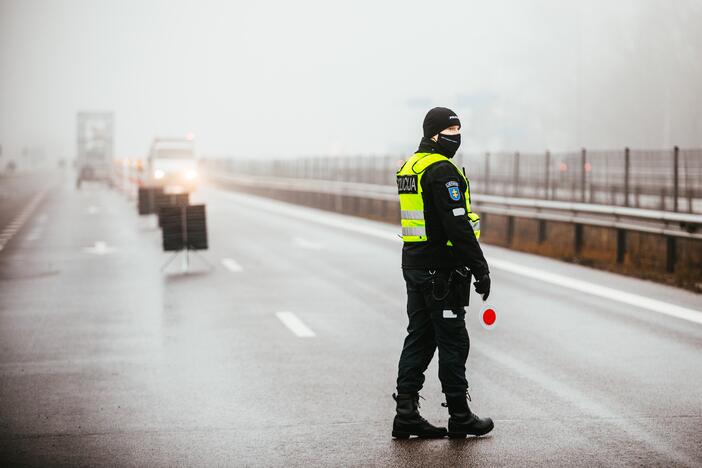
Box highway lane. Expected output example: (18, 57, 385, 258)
(0, 180, 700, 466)
(0, 171, 66, 252)
(0, 170, 67, 218)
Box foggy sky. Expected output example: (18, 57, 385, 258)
(1, 0, 701, 162)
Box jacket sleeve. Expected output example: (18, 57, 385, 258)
(425, 162, 490, 277)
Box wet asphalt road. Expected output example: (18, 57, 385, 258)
(0, 171, 59, 232)
(0, 175, 701, 467)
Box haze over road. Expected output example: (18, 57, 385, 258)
(2, 0, 702, 161)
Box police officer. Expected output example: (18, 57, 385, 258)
(392, 107, 494, 439)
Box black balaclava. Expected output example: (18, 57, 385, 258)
(418, 107, 462, 158)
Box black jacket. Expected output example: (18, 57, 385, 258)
(401, 138, 489, 277)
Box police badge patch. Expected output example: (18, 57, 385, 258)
(448, 186, 461, 201)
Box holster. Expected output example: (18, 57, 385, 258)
(420, 267, 472, 309)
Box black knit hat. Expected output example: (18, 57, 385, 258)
(423, 107, 461, 138)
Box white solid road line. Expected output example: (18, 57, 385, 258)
(476, 344, 697, 467)
(221, 258, 244, 272)
(489, 259, 702, 326)
(222, 190, 702, 326)
(275, 311, 316, 338)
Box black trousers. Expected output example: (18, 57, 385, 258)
(396, 268, 470, 394)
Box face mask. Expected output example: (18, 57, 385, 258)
(436, 133, 461, 158)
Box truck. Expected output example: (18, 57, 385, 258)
(146, 138, 199, 194)
(76, 112, 114, 188)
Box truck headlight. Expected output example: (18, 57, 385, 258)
(154, 169, 165, 179)
(184, 169, 198, 181)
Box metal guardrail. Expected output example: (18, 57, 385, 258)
(208, 171, 702, 240)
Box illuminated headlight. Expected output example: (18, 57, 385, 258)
(154, 169, 165, 179)
(184, 169, 198, 181)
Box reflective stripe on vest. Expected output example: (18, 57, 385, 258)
(400, 210, 425, 220)
(402, 226, 427, 237)
(396, 152, 481, 243)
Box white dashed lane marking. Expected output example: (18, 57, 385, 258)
(275, 311, 316, 338)
(293, 237, 324, 250)
(83, 241, 115, 255)
(24, 228, 44, 243)
(221, 258, 244, 272)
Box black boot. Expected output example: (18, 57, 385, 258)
(444, 392, 494, 438)
(392, 393, 447, 439)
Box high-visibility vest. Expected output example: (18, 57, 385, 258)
(396, 152, 481, 243)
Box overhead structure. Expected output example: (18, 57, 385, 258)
(76, 112, 114, 188)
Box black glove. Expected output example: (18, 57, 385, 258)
(473, 273, 491, 301)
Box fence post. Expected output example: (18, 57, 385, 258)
(538, 220, 546, 244)
(506, 216, 514, 245)
(575, 224, 584, 255)
(387, 155, 393, 185)
(673, 146, 679, 212)
(616, 229, 626, 264)
(456, 152, 464, 173)
(666, 237, 677, 273)
(624, 147, 630, 207)
(545, 150, 551, 199)
(484, 152, 490, 194)
(513, 151, 520, 197)
(580, 148, 586, 202)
